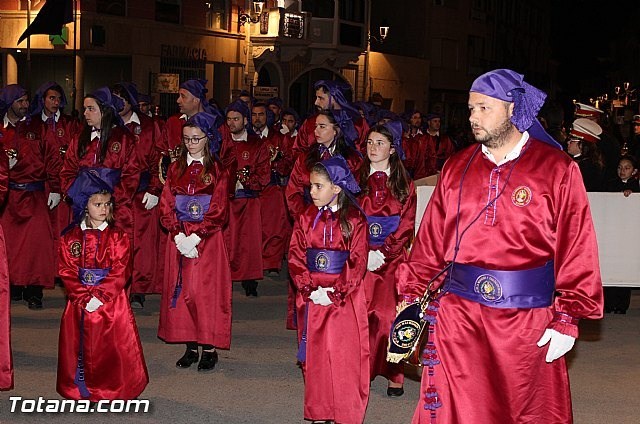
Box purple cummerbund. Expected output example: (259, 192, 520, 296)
(9, 181, 45, 191)
(175, 194, 211, 222)
(447, 261, 555, 308)
(306, 249, 349, 274)
(78, 267, 110, 286)
(234, 188, 258, 198)
(366, 214, 400, 247)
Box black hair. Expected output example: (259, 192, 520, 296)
(311, 163, 356, 241)
(78, 95, 118, 163)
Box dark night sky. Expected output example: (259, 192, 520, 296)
(550, 0, 640, 99)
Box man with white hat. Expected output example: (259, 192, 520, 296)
(397, 69, 603, 423)
(574, 102, 620, 180)
(567, 118, 605, 191)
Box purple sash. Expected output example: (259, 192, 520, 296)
(78, 267, 110, 286)
(9, 181, 45, 191)
(306, 249, 349, 274)
(366, 214, 400, 247)
(136, 170, 151, 193)
(270, 171, 289, 187)
(447, 261, 555, 308)
(175, 194, 211, 222)
(234, 188, 258, 199)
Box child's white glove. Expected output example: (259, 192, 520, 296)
(367, 250, 386, 272)
(9, 157, 17, 169)
(309, 286, 335, 306)
(85, 296, 104, 313)
(182, 247, 199, 259)
(47, 192, 61, 209)
(142, 192, 159, 210)
(536, 329, 576, 363)
(174, 232, 186, 250)
(177, 233, 201, 256)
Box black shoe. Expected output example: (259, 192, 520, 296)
(387, 386, 404, 397)
(130, 294, 145, 309)
(10, 287, 23, 302)
(613, 308, 627, 314)
(197, 350, 218, 371)
(241, 280, 258, 297)
(26, 297, 43, 310)
(176, 349, 199, 368)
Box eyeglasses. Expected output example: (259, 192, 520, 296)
(182, 135, 207, 145)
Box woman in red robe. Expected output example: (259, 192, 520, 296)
(358, 122, 416, 397)
(158, 112, 231, 371)
(57, 170, 148, 401)
(288, 155, 369, 423)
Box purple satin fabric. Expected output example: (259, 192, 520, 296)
(447, 261, 555, 308)
(306, 248, 349, 274)
(366, 214, 400, 247)
(175, 194, 212, 222)
(78, 267, 110, 286)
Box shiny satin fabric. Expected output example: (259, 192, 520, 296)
(57, 226, 148, 401)
(397, 138, 603, 423)
(0, 157, 11, 389)
(289, 205, 369, 423)
(360, 172, 417, 385)
(158, 160, 232, 348)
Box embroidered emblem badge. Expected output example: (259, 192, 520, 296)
(134, 125, 142, 135)
(511, 186, 532, 207)
(70, 241, 82, 257)
(474, 274, 503, 302)
(111, 141, 121, 153)
(241, 151, 250, 160)
(26, 132, 36, 140)
(315, 251, 330, 272)
(391, 320, 421, 349)
(369, 222, 383, 239)
(57, 128, 65, 137)
(202, 174, 212, 185)
(187, 198, 204, 221)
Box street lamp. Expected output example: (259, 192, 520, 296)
(369, 25, 389, 44)
(239, 1, 265, 26)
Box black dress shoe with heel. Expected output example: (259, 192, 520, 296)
(387, 386, 404, 397)
(198, 350, 218, 371)
(176, 349, 199, 368)
(26, 297, 43, 310)
(241, 280, 258, 297)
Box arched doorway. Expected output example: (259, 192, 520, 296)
(289, 69, 351, 119)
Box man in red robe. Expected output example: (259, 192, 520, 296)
(0, 140, 12, 389)
(397, 69, 603, 423)
(423, 112, 456, 176)
(402, 110, 429, 179)
(1, 84, 61, 309)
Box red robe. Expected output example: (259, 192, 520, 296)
(224, 132, 270, 281)
(424, 132, 456, 176)
(60, 126, 141, 238)
(129, 113, 164, 294)
(288, 205, 369, 423)
(57, 225, 148, 401)
(397, 138, 604, 423)
(260, 127, 294, 271)
(402, 132, 429, 179)
(0, 118, 61, 287)
(360, 170, 416, 385)
(0, 153, 12, 389)
(158, 160, 232, 348)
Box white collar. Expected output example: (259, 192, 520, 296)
(124, 111, 140, 125)
(3, 114, 25, 128)
(481, 131, 529, 166)
(180, 114, 188, 120)
(42, 109, 61, 122)
(81, 221, 109, 231)
(318, 204, 339, 213)
(428, 130, 440, 137)
(411, 128, 423, 137)
(187, 153, 203, 165)
(231, 129, 248, 141)
(90, 127, 101, 140)
(255, 126, 269, 138)
(369, 165, 391, 176)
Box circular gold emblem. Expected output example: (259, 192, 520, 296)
(315, 251, 330, 271)
(474, 274, 502, 302)
(241, 151, 250, 160)
(369, 222, 383, 238)
(511, 186, 532, 207)
(70, 241, 82, 257)
(203, 174, 212, 185)
(111, 141, 121, 153)
(56, 128, 65, 137)
(26, 132, 36, 140)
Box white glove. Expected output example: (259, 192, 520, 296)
(47, 192, 61, 209)
(182, 247, 199, 259)
(309, 286, 335, 306)
(141, 192, 159, 210)
(367, 250, 386, 272)
(174, 232, 186, 249)
(536, 328, 576, 363)
(177, 233, 202, 256)
(85, 296, 104, 313)
(235, 180, 244, 191)
(9, 157, 17, 169)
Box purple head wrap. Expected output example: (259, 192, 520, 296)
(314, 80, 361, 147)
(0, 84, 28, 115)
(470, 69, 561, 149)
(180, 79, 218, 115)
(266, 97, 283, 109)
(114, 81, 140, 108)
(187, 112, 223, 158)
(90, 87, 125, 126)
(354, 101, 378, 127)
(318, 155, 361, 195)
(63, 169, 114, 235)
(382, 120, 406, 160)
(138, 93, 152, 104)
(30, 81, 67, 117)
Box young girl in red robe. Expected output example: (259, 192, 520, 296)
(158, 112, 231, 372)
(359, 121, 416, 397)
(57, 170, 148, 401)
(288, 155, 369, 423)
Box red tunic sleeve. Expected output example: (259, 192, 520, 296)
(59, 229, 92, 306)
(90, 229, 132, 304)
(285, 154, 309, 217)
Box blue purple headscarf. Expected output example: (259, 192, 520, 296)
(113, 81, 140, 110)
(89, 87, 125, 126)
(30, 81, 67, 117)
(470, 69, 561, 149)
(314, 80, 361, 148)
(319, 155, 361, 195)
(187, 111, 223, 158)
(180, 79, 218, 115)
(63, 169, 114, 235)
(0, 84, 28, 116)
(382, 120, 406, 160)
(225, 99, 255, 135)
